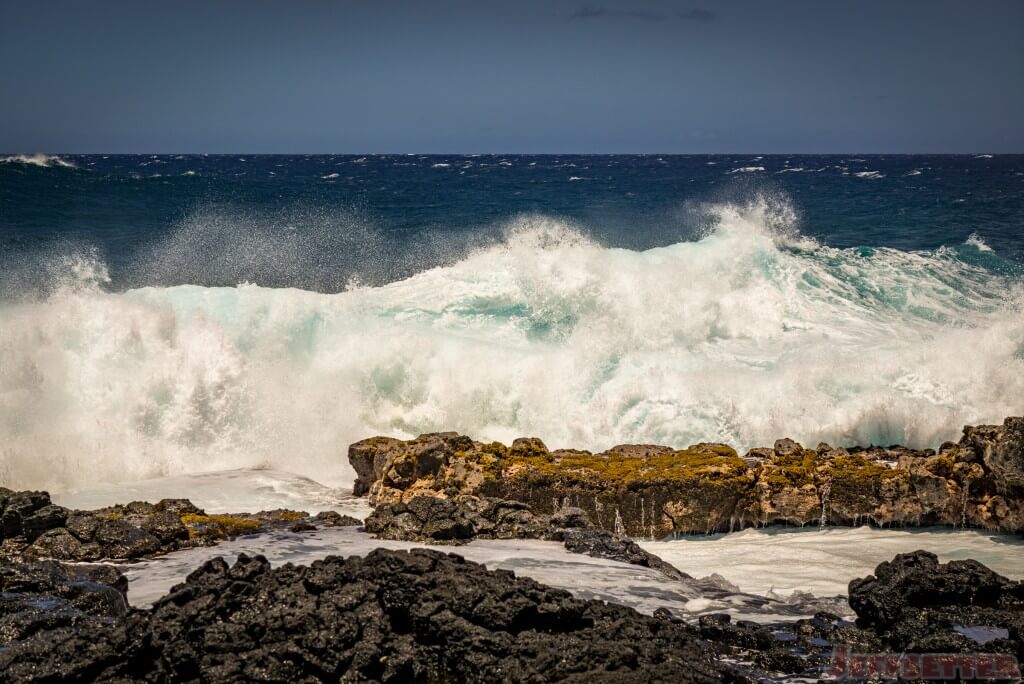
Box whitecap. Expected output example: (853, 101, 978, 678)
(966, 232, 991, 250)
(853, 170, 884, 179)
(728, 166, 765, 173)
(0, 153, 76, 168)
(3, 198, 1022, 494)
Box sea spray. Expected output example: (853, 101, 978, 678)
(1, 199, 1023, 492)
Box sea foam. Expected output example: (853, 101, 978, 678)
(1, 198, 1022, 492)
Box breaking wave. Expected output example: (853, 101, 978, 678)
(0, 153, 76, 168)
(2, 197, 1023, 492)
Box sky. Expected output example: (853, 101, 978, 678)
(1, 0, 1022, 153)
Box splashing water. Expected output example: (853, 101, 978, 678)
(1, 198, 1022, 492)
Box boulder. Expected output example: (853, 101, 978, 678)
(849, 551, 1024, 659)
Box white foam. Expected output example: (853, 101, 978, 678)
(641, 526, 1024, 598)
(965, 233, 994, 252)
(728, 166, 765, 173)
(854, 170, 885, 179)
(321, 173, 340, 179)
(0, 154, 75, 168)
(2, 199, 1022, 492)
(116, 525, 846, 621)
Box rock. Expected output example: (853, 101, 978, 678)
(65, 513, 100, 541)
(19, 504, 68, 542)
(139, 510, 189, 544)
(26, 528, 103, 562)
(849, 550, 1024, 659)
(549, 505, 590, 529)
(364, 496, 476, 543)
(0, 549, 724, 682)
(551, 527, 693, 581)
(313, 510, 362, 527)
(0, 490, 51, 539)
(963, 417, 1024, 490)
(93, 519, 162, 558)
(0, 560, 128, 646)
(347, 418, 1024, 535)
(368, 495, 692, 581)
(0, 488, 338, 563)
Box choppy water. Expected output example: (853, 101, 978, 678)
(114, 523, 1022, 624)
(57, 469, 1024, 623)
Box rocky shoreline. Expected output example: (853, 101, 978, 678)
(1, 546, 1021, 682)
(0, 487, 361, 563)
(1, 416, 1022, 680)
(350, 417, 1024, 536)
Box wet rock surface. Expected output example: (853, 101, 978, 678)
(0, 560, 128, 645)
(0, 548, 725, 683)
(849, 550, 1024, 660)
(348, 417, 1024, 536)
(0, 541, 1020, 682)
(0, 488, 359, 563)
(365, 495, 692, 580)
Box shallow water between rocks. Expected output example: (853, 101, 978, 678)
(56, 468, 1024, 624)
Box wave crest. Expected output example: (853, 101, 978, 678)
(1, 199, 1022, 492)
(0, 154, 76, 168)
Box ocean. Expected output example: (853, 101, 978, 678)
(3, 152, 1024, 621)
(2, 153, 1023, 494)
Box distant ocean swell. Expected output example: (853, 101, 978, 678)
(1, 197, 1022, 492)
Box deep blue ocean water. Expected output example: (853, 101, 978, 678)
(1, 153, 1022, 492)
(3, 154, 1022, 291)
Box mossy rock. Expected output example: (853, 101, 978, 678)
(180, 514, 263, 540)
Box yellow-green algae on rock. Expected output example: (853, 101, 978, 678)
(348, 417, 1024, 536)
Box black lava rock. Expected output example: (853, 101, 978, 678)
(0, 549, 723, 683)
(848, 550, 1024, 659)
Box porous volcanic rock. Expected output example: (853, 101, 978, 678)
(365, 495, 691, 580)
(0, 549, 725, 683)
(348, 417, 1024, 535)
(0, 560, 128, 645)
(1, 488, 353, 562)
(848, 550, 1024, 660)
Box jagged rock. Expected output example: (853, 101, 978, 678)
(365, 496, 476, 543)
(348, 417, 1024, 535)
(93, 519, 163, 558)
(367, 495, 693, 581)
(2, 489, 350, 562)
(962, 417, 1024, 489)
(0, 490, 52, 538)
(0, 560, 128, 645)
(0, 549, 724, 682)
(550, 527, 693, 582)
(849, 550, 1024, 659)
(20, 504, 68, 542)
(312, 510, 363, 527)
(27, 528, 103, 562)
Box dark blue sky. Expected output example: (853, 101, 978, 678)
(1, 0, 1021, 153)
